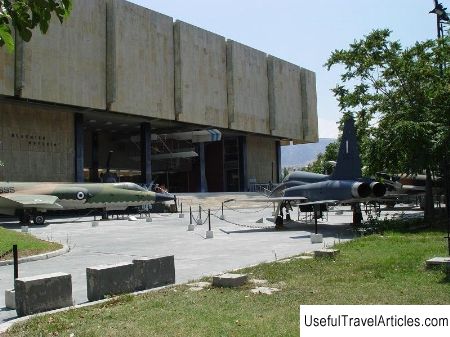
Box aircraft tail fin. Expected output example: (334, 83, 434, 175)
(330, 117, 362, 180)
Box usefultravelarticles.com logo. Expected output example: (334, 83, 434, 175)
(299, 305, 450, 337)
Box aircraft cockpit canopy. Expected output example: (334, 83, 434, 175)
(113, 183, 147, 192)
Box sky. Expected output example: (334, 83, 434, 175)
(129, 0, 442, 138)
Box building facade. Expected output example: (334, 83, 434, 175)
(0, 0, 318, 192)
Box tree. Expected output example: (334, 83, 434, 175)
(0, 0, 72, 52)
(325, 29, 450, 221)
(303, 140, 339, 174)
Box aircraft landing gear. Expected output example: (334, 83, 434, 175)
(33, 214, 46, 225)
(102, 208, 108, 220)
(18, 210, 31, 225)
(275, 205, 285, 230)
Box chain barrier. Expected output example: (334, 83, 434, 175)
(223, 202, 272, 214)
(184, 201, 276, 230)
(190, 211, 210, 226)
(209, 211, 274, 230)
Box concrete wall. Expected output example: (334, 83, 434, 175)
(247, 135, 277, 184)
(268, 56, 303, 141)
(15, 272, 73, 317)
(87, 262, 135, 301)
(108, 0, 175, 119)
(174, 21, 228, 128)
(18, 0, 106, 109)
(133, 256, 175, 291)
(0, 47, 14, 96)
(227, 41, 269, 134)
(301, 68, 319, 142)
(0, 101, 75, 182)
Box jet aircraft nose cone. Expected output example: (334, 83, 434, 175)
(154, 192, 175, 203)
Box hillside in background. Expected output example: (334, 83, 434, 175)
(281, 138, 336, 168)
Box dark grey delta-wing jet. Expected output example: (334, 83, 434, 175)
(267, 117, 386, 228)
(0, 182, 175, 225)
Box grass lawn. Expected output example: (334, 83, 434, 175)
(4, 229, 450, 337)
(0, 227, 62, 261)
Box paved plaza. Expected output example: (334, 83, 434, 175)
(0, 193, 422, 324)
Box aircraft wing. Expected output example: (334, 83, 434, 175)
(0, 194, 63, 210)
(297, 200, 338, 206)
(229, 196, 307, 203)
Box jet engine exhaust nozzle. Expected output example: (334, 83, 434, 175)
(351, 182, 371, 198)
(370, 182, 387, 198)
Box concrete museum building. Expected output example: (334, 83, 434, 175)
(0, 0, 318, 193)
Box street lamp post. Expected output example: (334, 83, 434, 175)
(429, 0, 450, 256)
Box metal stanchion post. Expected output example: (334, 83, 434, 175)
(220, 202, 225, 220)
(206, 209, 213, 238)
(13, 245, 18, 280)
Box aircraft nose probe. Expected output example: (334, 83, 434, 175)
(154, 192, 176, 203)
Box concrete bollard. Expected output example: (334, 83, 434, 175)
(133, 256, 175, 291)
(15, 272, 73, 317)
(187, 224, 195, 231)
(91, 221, 99, 227)
(179, 213, 185, 218)
(206, 230, 214, 239)
(21, 226, 28, 233)
(146, 217, 153, 222)
(86, 262, 135, 302)
(310, 233, 323, 244)
(5, 289, 15, 309)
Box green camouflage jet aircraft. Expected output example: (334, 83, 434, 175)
(0, 182, 175, 225)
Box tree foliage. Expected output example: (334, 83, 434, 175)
(303, 140, 339, 174)
(0, 0, 72, 52)
(325, 29, 450, 219)
(325, 29, 450, 177)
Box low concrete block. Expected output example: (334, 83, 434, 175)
(314, 249, 340, 258)
(133, 256, 175, 291)
(15, 272, 73, 317)
(205, 230, 214, 239)
(187, 224, 195, 231)
(5, 289, 15, 309)
(213, 273, 248, 288)
(310, 233, 323, 244)
(426, 257, 450, 270)
(87, 262, 135, 302)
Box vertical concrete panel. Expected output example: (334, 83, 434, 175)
(20, 0, 106, 109)
(268, 56, 303, 141)
(109, 0, 175, 119)
(0, 47, 14, 96)
(301, 68, 319, 142)
(0, 101, 74, 182)
(174, 21, 228, 128)
(227, 41, 269, 134)
(246, 135, 277, 184)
